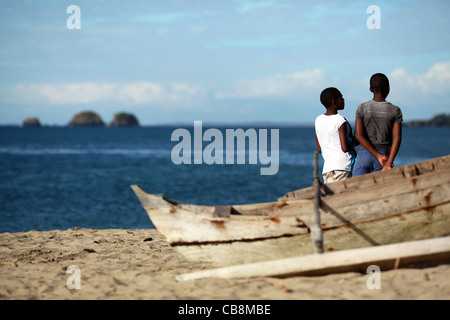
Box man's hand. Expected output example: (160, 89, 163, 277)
(377, 154, 388, 167)
(382, 162, 395, 171)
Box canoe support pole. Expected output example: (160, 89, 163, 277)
(311, 151, 324, 254)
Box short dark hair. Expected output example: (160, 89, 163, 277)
(370, 73, 390, 95)
(320, 87, 341, 108)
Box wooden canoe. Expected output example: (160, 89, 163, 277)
(131, 154, 450, 267)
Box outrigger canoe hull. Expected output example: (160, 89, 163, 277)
(131, 155, 450, 267)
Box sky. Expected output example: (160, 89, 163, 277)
(0, 0, 449, 126)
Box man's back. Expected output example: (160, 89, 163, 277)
(355, 100, 403, 154)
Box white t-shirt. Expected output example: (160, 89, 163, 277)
(315, 114, 352, 174)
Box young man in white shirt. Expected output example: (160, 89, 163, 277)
(315, 87, 358, 184)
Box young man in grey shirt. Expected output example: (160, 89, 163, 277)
(353, 73, 403, 176)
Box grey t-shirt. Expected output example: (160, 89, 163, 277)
(355, 100, 403, 154)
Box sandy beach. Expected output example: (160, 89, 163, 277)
(0, 228, 449, 300)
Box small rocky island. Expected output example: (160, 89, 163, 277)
(68, 111, 105, 127)
(110, 112, 140, 127)
(22, 117, 41, 127)
(405, 113, 450, 127)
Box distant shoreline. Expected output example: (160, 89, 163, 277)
(1, 113, 450, 128)
(0, 122, 316, 128)
(1, 122, 450, 128)
(404, 113, 450, 127)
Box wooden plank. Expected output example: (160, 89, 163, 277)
(322, 170, 450, 214)
(172, 203, 450, 267)
(241, 166, 449, 216)
(144, 206, 311, 244)
(176, 236, 450, 281)
(279, 154, 450, 201)
(278, 169, 450, 224)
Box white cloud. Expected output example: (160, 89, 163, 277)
(6, 69, 327, 108)
(118, 82, 162, 104)
(390, 61, 450, 95)
(215, 68, 326, 99)
(134, 11, 217, 24)
(26, 83, 115, 104)
(5, 81, 206, 109)
(232, 0, 278, 14)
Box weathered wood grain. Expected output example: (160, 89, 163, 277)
(176, 237, 450, 280)
(131, 155, 450, 267)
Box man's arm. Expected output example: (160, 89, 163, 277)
(315, 134, 321, 154)
(383, 122, 402, 171)
(355, 119, 388, 167)
(338, 123, 350, 152)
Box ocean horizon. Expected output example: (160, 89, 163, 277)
(1, 125, 449, 233)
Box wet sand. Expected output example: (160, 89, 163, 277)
(0, 228, 449, 300)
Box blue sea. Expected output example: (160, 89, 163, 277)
(1, 125, 449, 233)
